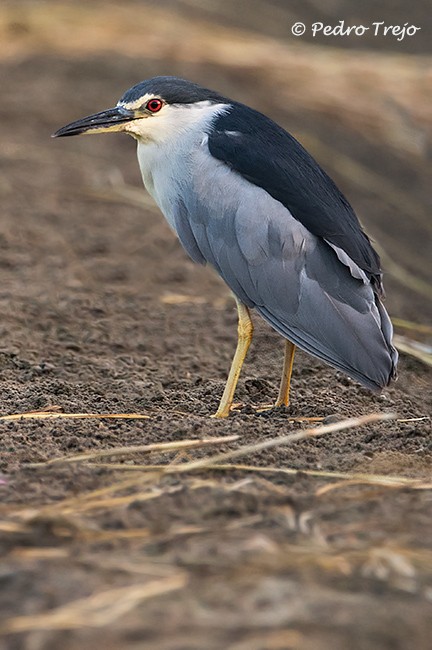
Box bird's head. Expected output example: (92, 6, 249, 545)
(52, 76, 228, 144)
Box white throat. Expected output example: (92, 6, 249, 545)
(125, 100, 228, 146)
(133, 101, 229, 230)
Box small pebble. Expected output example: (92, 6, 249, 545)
(321, 414, 341, 424)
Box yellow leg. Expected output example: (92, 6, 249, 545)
(214, 298, 254, 418)
(275, 340, 295, 407)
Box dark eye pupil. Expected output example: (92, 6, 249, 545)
(148, 100, 161, 111)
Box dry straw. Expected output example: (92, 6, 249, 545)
(0, 574, 186, 634)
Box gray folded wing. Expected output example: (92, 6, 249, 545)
(172, 158, 397, 390)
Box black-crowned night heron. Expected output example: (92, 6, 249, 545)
(53, 76, 398, 417)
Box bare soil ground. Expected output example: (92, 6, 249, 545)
(0, 5, 432, 649)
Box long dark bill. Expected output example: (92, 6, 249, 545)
(52, 106, 135, 138)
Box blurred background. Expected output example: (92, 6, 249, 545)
(1, 0, 431, 328)
(1, 3, 432, 649)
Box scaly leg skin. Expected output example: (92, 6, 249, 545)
(275, 339, 296, 407)
(214, 298, 254, 418)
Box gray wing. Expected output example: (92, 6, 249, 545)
(208, 103, 383, 292)
(172, 158, 397, 390)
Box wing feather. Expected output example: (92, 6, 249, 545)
(171, 147, 397, 388)
(208, 104, 383, 293)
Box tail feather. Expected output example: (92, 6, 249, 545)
(256, 292, 397, 391)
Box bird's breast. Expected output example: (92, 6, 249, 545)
(136, 139, 196, 234)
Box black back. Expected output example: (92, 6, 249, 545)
(208, 103, 383, 293)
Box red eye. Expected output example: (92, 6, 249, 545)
(146, 99, 163, 113)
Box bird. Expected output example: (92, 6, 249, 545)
(53, 76, 398, 418)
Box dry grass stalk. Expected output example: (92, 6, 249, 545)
(11, 548, 69, 559)
(315, 478, 432, 495)
(0, 574, 186, 635)
(393, 335, 432, 367)
(78, 528, 152, 542)
(63, 474, 161, 504)
(82, 185, 159, 211)
(63, 487, 172, 515)
(27, 435, 239, 468)
(0, 411, 151, 422)
(7, 471, 234, 522)
(175, 413, 394, 471)
(392, 318, 432, 335)
(374, 245, 432, 302)
(89, 462, 432, 490)
(56, 474, 167, 516)
(0, 521, 29, 534)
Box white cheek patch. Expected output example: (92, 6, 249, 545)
(124, 102, 229, 145)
